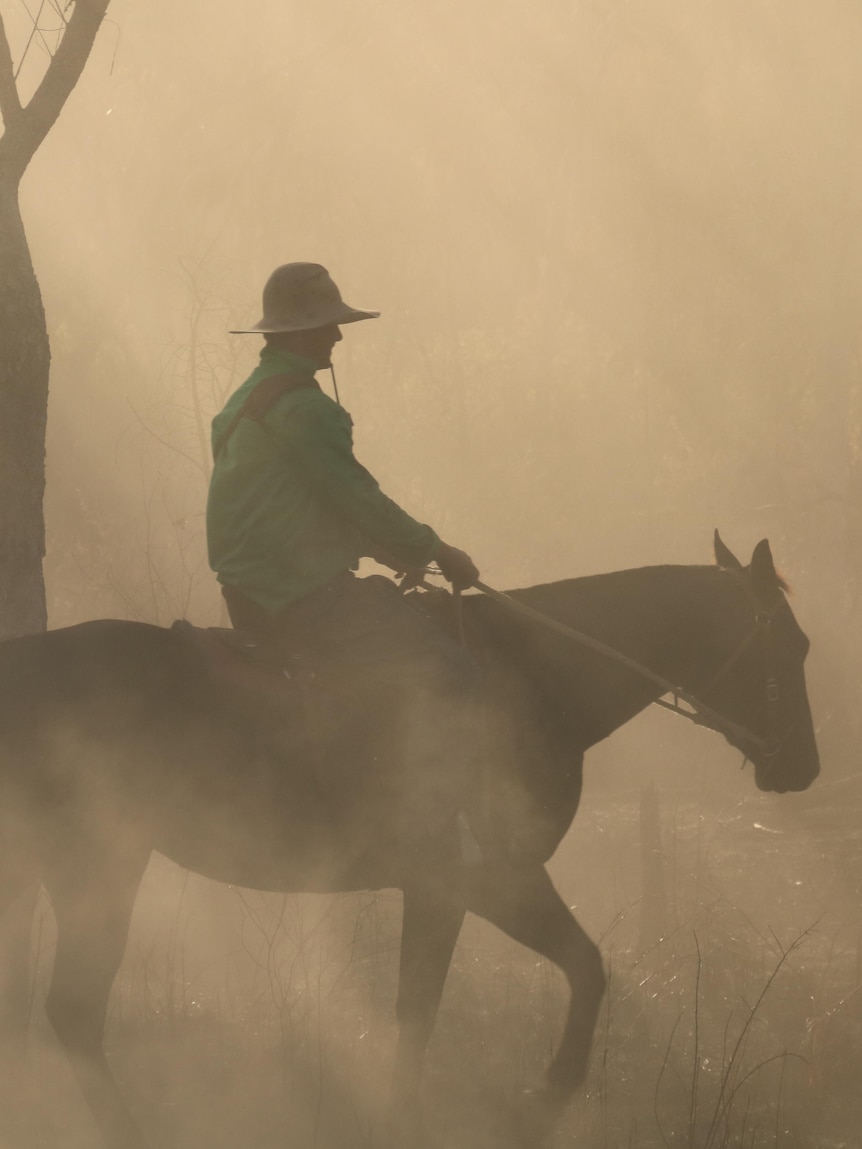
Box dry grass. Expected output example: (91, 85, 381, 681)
(4, 778, 861, 1149)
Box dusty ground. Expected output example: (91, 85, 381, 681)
(3, 731, 860, 1149)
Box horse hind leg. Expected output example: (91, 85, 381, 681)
(0, 822, 46, 1043)
(43, 851, 148, 1149)
(467, 862, 606, 1105)
(0, 866, 41, 1131)
(0, 867, 40, 1035)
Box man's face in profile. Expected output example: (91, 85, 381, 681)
(296, 323, 343, 369)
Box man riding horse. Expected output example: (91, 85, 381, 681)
(206, 262, 482, 859)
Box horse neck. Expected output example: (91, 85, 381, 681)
(484, 565, 746, 748)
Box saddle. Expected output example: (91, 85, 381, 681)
(171, 619, 306, 725)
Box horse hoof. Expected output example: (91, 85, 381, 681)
(512, 1087, 564, 1144)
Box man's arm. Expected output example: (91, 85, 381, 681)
(274, 395, 479, 587)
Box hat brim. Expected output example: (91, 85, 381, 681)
(230, 304, 379, 335)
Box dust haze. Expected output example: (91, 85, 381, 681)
(2, 1, 861, 1146)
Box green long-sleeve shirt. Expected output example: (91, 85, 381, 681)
(206, 347, 439, 613)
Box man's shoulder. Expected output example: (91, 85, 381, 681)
(268, 385, 352, 431)
(212, 375, 257, 442)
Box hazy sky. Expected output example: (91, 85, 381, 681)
(7, 0, 861, 710)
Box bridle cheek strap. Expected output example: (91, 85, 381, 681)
(687, 608, 783, 759)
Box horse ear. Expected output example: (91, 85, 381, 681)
(714, 530, 743, 571)
(750, 538, 781, 604)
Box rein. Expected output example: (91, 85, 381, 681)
(470, 580, 778, 757)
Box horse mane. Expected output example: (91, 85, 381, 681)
(774, 571, 792, 594)
(458, 564, 739, 671)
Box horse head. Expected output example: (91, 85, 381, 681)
(707, 531, 820, 794)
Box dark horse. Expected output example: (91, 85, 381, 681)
(0, 536, 818, 1147)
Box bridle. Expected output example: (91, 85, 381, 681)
(464, 580, 784, 761)
(654, 603, 782, 760)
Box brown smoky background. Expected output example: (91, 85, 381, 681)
(3, 0, 862, 1146)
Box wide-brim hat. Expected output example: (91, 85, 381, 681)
(230, 262, 379, 334)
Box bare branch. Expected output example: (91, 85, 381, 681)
(47, 0, 70, 28)
(0, 16, 23, 128)
(125, 399, 208, 477)
(0, 0, 110, 181)
(14, 0, 53, 79)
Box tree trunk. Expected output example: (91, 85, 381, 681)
(0, 175, 48, 639)
(0, 1, 111, 639)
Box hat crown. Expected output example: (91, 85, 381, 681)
(262, 263, 343, 327)
(229, 263, 379, 334)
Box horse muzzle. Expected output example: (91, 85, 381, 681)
(753, 736, 820, 793)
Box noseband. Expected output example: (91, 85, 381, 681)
(657, 605, 782, 760)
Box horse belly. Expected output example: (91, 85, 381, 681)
(152, 794, 401, 895)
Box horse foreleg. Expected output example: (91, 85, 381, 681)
(44, 853, 148, 1149)
(390, 883, 465, 1143)
(468, 862, 606, 1103)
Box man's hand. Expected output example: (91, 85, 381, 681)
(435, 541, 480, 590)
(396, 566, 431, 591)
(362, 539, 430, 590)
